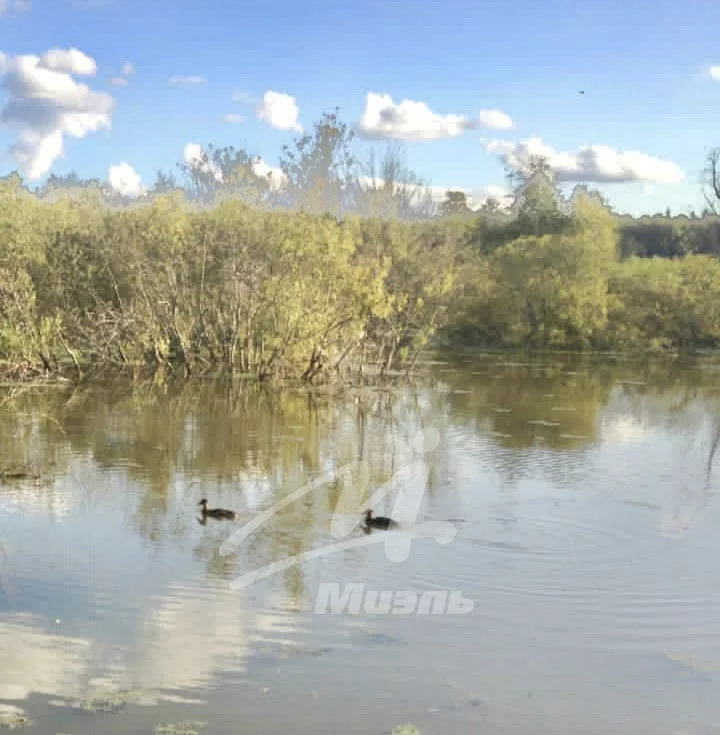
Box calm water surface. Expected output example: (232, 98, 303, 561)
(1, 354, 719, 735)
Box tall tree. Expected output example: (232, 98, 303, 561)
(439, 190, 472, 218)
(703, 147, 720, 214)
(278, 109, 357, 217)
(506, 155, 569, 236)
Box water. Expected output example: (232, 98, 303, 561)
(1, 354, 719, 734)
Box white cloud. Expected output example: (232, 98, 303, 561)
(486, 137, 684, 184)
(107, 162, 144, 198)
(251, 156, 286, 189)
(0, 48, 114, 180)
(222, 113, 245, 124)
(256, 90, 301, 132)
(0, 0, 31, 16)
(183, 142, 223, 181)
(39, 48, 96, 76)
(357, 92, 514, 140)
(168, 74, 206, 87)
(109, 76, 128, 87)
(120, 61, 135, 76)
(477, 109, 513, 130)
(708, 65, 720, 80)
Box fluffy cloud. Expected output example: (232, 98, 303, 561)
(168, 74, 206, 87)
(477, 109, 513, 130)
(0, 0, 31, 16)
(38, 48, 96, 75)
(222, 113, 245, 124)
(120, 61, 134, 76)
(486, 137, 684, 184)
(0, 48, 114, 180)
(256, 90, 301, 132)
(357, 92, 514, 140)
(109, 76, 128, 87)
(707, 66, 720, 80)
(107, 162, 144, 198)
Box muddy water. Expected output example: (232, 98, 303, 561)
(1, 354, 719, 734)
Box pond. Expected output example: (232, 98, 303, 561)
(1, 354, 719, 735)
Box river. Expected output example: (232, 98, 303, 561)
(1, 354, 719, 734)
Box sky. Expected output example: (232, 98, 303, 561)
(1, 0, 720, 215)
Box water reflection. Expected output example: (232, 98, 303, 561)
(0, 355, 719, 734)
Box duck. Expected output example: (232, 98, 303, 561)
(197, 498, 237, 520)
(363, 509, 398, 530)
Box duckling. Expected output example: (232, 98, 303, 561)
(363, 509, 398, 530)
(197, 498, 237, 520)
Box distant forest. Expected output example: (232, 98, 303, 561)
(1, 112, 720, 382)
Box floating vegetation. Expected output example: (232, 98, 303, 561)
(0, 467, 41, 482)
(0, 706, 33, 730)
(391, 724, 421, 735)
(663, 652, 720, 673)
(155, 721, 208, 735)
(62, 688, 145, 714)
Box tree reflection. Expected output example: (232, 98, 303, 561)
(1, 355, 719, 600)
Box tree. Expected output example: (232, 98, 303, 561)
(489, 192, 617, 348)
(178, 144, 270, 205)
(278, 109, 357, 217)
(150, 169, 180, 195)
(439, 190, 472, 218)
(353, 143, 435, 220)
(506, 155, 568, 236)
(478, 197, 500, 215)
(703, 147, 720, 214)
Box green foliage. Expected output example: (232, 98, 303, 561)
(178, 144, 270, 205)
(2, 139, 720, 382)
(439, 190, 472, 218)
(606, 255, 720, 350)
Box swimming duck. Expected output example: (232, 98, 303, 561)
(363, 509, 398, 530)
(197, 498, 237, 520)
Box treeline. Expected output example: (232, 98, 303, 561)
(0, 178, 459, 381)
(1, 114, 720, 382)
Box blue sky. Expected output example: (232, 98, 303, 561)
(1, 0, 720, 214)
